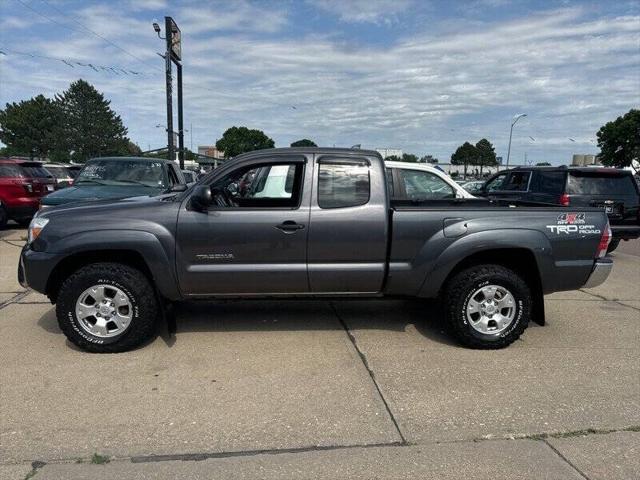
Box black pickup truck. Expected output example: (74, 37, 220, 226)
(19, 148, 613, 353)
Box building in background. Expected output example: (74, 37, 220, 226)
(198, 145, 224, 158)
(572, 154, 599, 166)
(376, 148, 402, 159)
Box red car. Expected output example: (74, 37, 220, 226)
(0, 158, 56, 228)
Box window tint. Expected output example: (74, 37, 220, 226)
(485, 173, 507, 192)
(385, 168, 394, 197)
(318, 161, 370, 208)
(0, 165, 23, 178)
(211, 162, 303, 208)
(398, 169, 455, 200)
(20, 165, 52, 178)
(530, 171, 566, 194)
(567, 173, 638, 196)
(502, 171, 531, 191)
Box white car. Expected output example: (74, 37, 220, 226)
(384, 161, 476, 200)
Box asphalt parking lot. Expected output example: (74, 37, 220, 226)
(0, 224, 638, 480)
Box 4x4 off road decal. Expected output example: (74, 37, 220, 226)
(546, 212, 601, 235)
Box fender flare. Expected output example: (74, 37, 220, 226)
(416, 228, 554, 299)
(48, 230, 181, 301)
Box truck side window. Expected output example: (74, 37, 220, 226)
(502, 171, 531, 191)
(385, 168, 394, 197)
(530, 171, 565, 194)
(318, 161, 370, 209)
(485, 173, 507, 192)
(398, 169, 454, 200)
(211, 162, 303, 208)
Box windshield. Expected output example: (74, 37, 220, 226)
(76, 159, 166, 188)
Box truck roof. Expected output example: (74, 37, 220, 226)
(233, 147, 383, 161)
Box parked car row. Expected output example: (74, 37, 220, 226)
(459, 166, 640, 252)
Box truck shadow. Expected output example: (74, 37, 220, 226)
(35, 298, 460, 350)
(171, 298, 458, 347)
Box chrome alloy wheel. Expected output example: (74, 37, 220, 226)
(466, 284, 516, 335)
(75, 285, 133, 338)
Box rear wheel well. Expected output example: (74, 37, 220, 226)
(442, 248, 542, 299)
(46, 250, 153, 303)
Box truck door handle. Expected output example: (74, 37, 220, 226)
(275, 221, 305, 233)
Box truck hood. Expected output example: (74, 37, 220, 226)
(39, 192, 179, 218)
(41, 184, 164, 206)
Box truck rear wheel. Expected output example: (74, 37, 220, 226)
(56, 262, 158, 353)
(442, 264, 531, 349)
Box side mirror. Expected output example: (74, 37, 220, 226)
(189, 185, 212, 212)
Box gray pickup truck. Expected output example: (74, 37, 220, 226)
(19, 148, 613, 353)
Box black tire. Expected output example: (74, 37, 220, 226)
(442, 264, 531, 349)
(15, 217, 32, 227)
(0, 205, 7, 229)
(56, 262, 159, 353)
(606, 239, 620, 254)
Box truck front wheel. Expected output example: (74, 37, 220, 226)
(56, 262, 158, 353)
(442, 264, 531, 349)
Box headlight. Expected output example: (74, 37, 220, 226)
(28, 217, 49, 243)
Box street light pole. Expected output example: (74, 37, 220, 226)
(506, 113, 527, 168)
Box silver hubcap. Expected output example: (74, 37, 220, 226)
(75, 285, 133, 338)
(466, 284, 516, 335)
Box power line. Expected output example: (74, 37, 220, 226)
(38, 0, 162, 72)
(0, 47, 151, 76)
(13, 0, 162, 73)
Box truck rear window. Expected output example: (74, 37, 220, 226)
(20, 165, 52, 178)
(567, 173, 638, 196)
(318, 161, 370, 209)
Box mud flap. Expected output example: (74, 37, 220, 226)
(532, 287, 545, 326)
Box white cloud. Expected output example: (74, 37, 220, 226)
(0, 3, 638, 163)
(309, 0, 414, 24)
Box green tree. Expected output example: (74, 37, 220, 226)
(384, 155, 402, 161)
(216, 126, 275, 158)
(402, 153, 419, 163)
(420, 154, 438, 164)
(290, 138, 317, 147)
(475, 138, 497, 175)
(55, 79, 130, 162)
(0, 94, 62, 159)
(536, 161, 552, 166)
(451, 142, 478, 179)
(597, 109, 640, 172)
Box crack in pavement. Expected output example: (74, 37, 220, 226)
(542, 439, 591, 480)
(0, 290, 31, 310)
(3, 426, 638, 467)
(579, 289, 640, 311)
(329, 301, 408, 445)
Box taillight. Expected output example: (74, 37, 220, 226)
(560, 194, 570, 206)
(596, 222, 612, 258)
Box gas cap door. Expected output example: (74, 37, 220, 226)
(443, 217, 468, 238)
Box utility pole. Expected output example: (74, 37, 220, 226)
(154, 17, 184, 168)
(506, 113, 526, 168)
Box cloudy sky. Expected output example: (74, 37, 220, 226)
(0, 0, 638, 164)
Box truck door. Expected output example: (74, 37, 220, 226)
(176, 155, 311, 295)
(307, 155, 388, 293)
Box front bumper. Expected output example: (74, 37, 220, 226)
(18, 245, 64, 294)
(582, 258, 613, 289)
